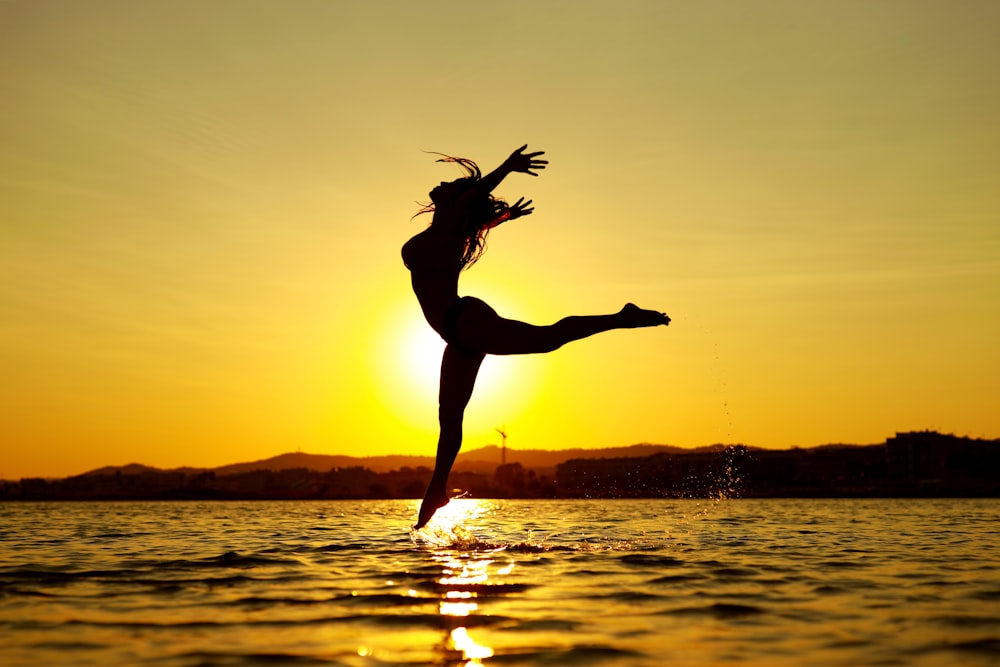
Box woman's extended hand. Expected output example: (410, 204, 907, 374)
(504, 145, 548, 176)
(508, 197, 534, 220)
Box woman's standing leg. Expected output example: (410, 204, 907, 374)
(415, 343, 485, 528)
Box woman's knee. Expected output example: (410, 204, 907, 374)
(438, 346, 484, 416)
(438, 402, 466, 423)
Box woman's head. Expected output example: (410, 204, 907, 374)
(416, 153, 511, 268)
(426, 154, 481, 206)
(429, 177, 474, 207)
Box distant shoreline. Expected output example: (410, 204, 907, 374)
(3, 431, 997, 501)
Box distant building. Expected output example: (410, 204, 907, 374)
(887, 431, 948, 485)
(886, 431, 1000, 494)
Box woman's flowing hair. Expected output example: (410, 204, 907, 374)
(413, 152, 511, 269)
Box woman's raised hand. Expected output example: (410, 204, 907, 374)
(508, 197, 535, 220)
(504, 145, 548, 176)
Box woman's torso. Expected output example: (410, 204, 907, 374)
(402, 225, 463, 334)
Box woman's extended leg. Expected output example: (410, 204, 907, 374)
(414, 301, 668, 528)
(414, 343, 485, 529)
(458, 301, 669, 356)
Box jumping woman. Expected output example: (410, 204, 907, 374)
(402, 145, 670, 528)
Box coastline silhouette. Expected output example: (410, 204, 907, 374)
(4, 431, 999, 501)
(402, 144, 670, 528)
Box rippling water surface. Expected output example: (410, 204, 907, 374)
(1, 498, 998, 666)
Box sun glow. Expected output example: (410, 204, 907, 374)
(369, 300, 542, 433)
(396, 313, 446, 396)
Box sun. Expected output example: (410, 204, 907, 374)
(388, 304, 513, 401)
(396, 314, 446, 395)
(369, 299, 539, 432)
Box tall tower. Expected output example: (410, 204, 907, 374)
(496, 426, 508, 466)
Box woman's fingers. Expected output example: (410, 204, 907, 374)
(509, 146, 548, 174)
(509, 197, 534, 218)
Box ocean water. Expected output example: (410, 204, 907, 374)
(1, 499, 998, 666)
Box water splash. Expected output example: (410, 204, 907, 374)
(410, 523, 645, 553)
(410, 523, 491, 550)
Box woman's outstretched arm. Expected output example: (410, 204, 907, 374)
(488, 197, 534, 229)
(471, 145, 547, 197)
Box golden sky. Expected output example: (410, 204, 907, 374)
(2, 1, 998, 479)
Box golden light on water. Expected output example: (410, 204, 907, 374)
(495, 561, 515, 576)
(415, 497, 495, 537)
(438, 554, 487, 616)
(449, 626, 494, 665)
(439, 599, 478, 617)
(438, 557, 489, 587)
(421, 498, 499, 666)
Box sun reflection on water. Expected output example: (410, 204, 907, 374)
(421, 499, 501, 666)
(426, 496, 491, 527)
(410, 497, 501, 549)
(450, 626, 494, 665)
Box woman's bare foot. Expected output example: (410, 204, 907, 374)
(414, 491, 450, 529)
(619, 303, 670, 328)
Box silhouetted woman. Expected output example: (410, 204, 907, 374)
(402, 145, 669, 528)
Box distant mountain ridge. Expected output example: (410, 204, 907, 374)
(80, 443, 728, 478)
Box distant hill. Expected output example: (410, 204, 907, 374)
(213, 452, 436, 476)
(82, 463, 163, 477)
(82, 463, 207, 478)
(80, 443, 715, 478)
